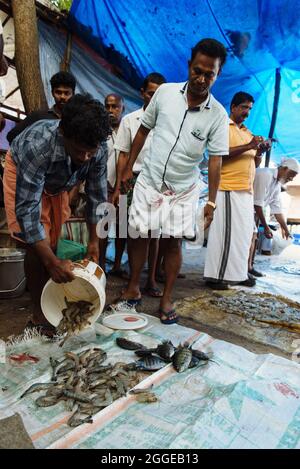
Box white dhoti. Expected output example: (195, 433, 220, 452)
(204, 190, 254, 283)
(128, 175, 200, 238)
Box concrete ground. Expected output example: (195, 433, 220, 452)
(2, 243, 299, 359)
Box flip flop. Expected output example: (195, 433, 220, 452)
(25, 320, 56, 338)
(158, 308, 179, 325)
(142, 286, 163, 298)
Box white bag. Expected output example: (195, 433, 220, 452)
(271, 230, 293, 255)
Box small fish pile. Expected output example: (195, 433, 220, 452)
(57, 297, 96, 346)
(20, 347, 146, 427)
(209, 292, 300, 332)
(116, 337, 214, 373)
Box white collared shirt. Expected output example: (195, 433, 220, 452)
(139, 82, 229, 193)
(254, 168, 282, 214)
(114, 107, 152, 173)
(107, 129, 119, 187)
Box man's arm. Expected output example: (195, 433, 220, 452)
(274, 213, 290, 239)
(121, 87, 160, 189)
(204, 155, 222, 229)
(34, 240, 75, 283)
(205, 112, 229, 228)
(226, 136, 263, 159)
(121, 125, 150, 190)
(86, 223, 99, 261)
(254, 205, 273, 238)
(111, 151, 129, 205)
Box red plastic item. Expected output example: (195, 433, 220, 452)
(9, 353, 40, 363)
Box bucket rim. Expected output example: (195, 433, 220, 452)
(0, 248, 26, 260)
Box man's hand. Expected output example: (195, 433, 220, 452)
(86, 240, 99, 263)
(264, 226, 273, 239)
(111, 188, 120, 206)
(121, 166, 134, 193)
(249, 136, 265, 150)
(281, 227, 290, 240)
(204, 204, 215, 230)
(47, 259, 75, 283)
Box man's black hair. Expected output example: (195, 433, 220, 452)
(104, 93, 124, 104)
(230, 91, 255, 109)
(50, 71, 76, 92)
(142, 72, 166, 90)
(191, 38, 227, 68)
(61, 94, 111, 147)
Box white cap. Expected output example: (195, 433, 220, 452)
(280, 157, 300, 173)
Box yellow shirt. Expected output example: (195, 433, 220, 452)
(219, 120, 256, 192)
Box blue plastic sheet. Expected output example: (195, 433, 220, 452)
(38, 21, 142, 115)
(69, 0, 300, 162)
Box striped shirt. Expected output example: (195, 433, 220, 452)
(10, 120, 107, 244)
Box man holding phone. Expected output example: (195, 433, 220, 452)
(204, 91, 270, 289)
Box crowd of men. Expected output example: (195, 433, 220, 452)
(2, 38, 299, 336)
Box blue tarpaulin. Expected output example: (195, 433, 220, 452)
(38, 21, 142, 116)
(69, 0, 300, 162)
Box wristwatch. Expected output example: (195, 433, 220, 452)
(207, 201, 216, 210)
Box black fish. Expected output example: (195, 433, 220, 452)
(172, 345, 192, 373)
(190, 349, 210, 361)
(135, 341, 175, 361)
(135, 355, 168, 371)
(116, 337, 146, 351)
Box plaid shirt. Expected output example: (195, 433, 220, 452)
(10, 120, 107, 244)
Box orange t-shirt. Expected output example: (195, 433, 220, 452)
(219, 120, 256, 192)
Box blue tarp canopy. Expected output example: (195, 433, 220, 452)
(69, 0, 300, 162)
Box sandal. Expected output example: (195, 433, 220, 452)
(25, 320, 56, 338)
(142, 286, 163, 298)
(158, 308, 179, 325)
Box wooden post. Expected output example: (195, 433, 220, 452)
(12, 0, 48, 113)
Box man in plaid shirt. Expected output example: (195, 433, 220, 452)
(3, 94, 110, 335)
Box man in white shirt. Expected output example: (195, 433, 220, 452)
(119, 38, 229, 324)
(112, 73, 166, 294)
(113, 73, 166, 194)
(99, 93, 125, 273)
(252, 157, 299, 268)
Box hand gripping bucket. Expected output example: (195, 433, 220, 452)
(41, 260, 106, 328)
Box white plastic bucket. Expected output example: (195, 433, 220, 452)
(271, 230, 293, 256)
(41, 260, 106, 328)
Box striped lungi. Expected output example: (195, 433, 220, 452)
(204, 190, 253, 283)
